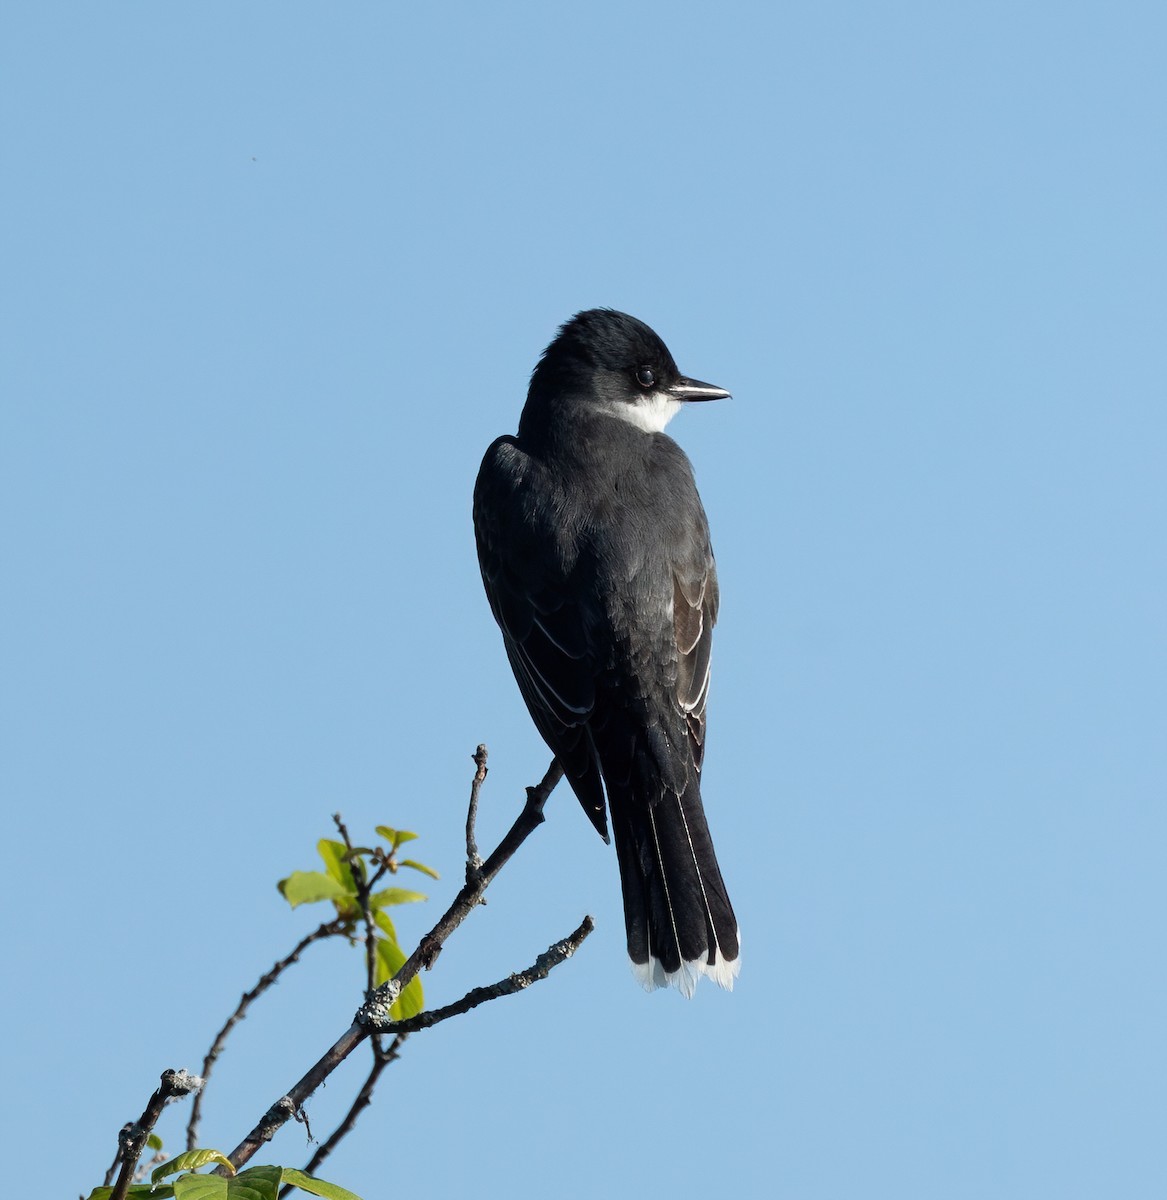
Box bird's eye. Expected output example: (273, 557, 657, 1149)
(635, 366, 656, 389)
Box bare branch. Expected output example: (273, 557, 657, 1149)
(223, 754, 564, 1171)
(108, 1069, 203, 1200)
(279, 913, 589, 1193)
(465, 743, 489, 884)
(279, 1034, 409, 1198)
(277, 913, 590, 1193)
(186, 918, 346, 1151)
(371, 915, 594, 1035)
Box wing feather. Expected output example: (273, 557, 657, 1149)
(474, 437, 608, 838)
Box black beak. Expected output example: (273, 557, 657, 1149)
(669, 375, 731, 402)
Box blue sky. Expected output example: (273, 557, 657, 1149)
(3, 3, 1164, 1197)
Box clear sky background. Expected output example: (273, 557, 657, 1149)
(3, 4, 1164, 1198)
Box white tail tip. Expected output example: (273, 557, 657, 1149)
(630, 932, 741, 998)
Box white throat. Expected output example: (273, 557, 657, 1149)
(599, 391, 681, 433)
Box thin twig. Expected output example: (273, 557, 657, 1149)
(278, 1034, 409, 1198)
(333, 812, 378, 996)
(368, 915, 594, 1035)
(223, 755, 564, 1170)
(108, 1070, 203, 1200)
(332, 814, 400, 1148)
(465, 743, 488, 884)
(280, 914, 588, 1194)
(360, 757, 564, 1016)
(364, 854, 394, 892)
(186, 918, 346, 1151)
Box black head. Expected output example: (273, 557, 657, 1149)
(521, 309, 729, 440)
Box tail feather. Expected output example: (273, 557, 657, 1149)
(611, 775, 739, 998)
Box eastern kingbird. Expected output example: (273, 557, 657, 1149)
(473, 309, 739, 997)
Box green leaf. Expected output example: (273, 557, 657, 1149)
(316, 839, 356, 889)
(147, 1132, 165, 1150)
(173, 1165, 281, 1199)
(374, 933, 404, 988)
(279, 1167, 365, 1200)
(154, 1150, 235, 1182)
(369, 886, 426, 908)
(375, 825, 418, 848)
(375, 938, 424, 1020)
(400, 858, 440, 880)
(150, 1165, 362, 1200)
(170, 1175, 231, 1200)
(278, 870, 354, 909)
(373, 909, 397, 941)
(85, 1155, 360, 1200)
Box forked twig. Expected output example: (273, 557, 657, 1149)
(224, 754, 567, 1170)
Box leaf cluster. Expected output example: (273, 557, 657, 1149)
(87, 1149, 360, 1199)
(277, 826, 438, 1021)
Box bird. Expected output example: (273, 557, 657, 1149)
(473, 308, 739, 997)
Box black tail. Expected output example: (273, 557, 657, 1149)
(609, 774, 739, 997)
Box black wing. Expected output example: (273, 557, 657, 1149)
(473, 437, 609, 840)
